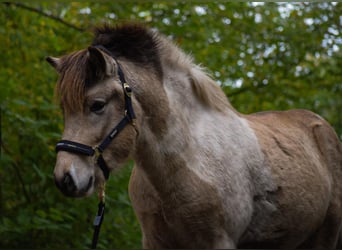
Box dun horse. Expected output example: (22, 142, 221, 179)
(47, 24, 342, 248)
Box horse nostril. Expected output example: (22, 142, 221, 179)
(63, 173, 76, 192)
(54, 172, 92, 197)
(62, 173, 77, 194)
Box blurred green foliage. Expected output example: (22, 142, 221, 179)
(0, 2, 341, 248)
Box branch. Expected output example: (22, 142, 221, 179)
(4, 2, 85, 32)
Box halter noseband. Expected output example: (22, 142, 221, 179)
(55, 45, 136, 180)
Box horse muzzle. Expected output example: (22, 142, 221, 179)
(54, 173, 94, 197)
(54, 162, 95, 198)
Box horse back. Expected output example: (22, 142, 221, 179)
(247, 108, 341, 175)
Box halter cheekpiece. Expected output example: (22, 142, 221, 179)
(55, 45, 136, 180)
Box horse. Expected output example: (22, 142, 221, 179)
(47, 24, 342, 248)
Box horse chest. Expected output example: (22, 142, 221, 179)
(129, 166, 229, 248)
(143, 195, 227, 248)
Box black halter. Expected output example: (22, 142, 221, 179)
(55, 45, 136, 180)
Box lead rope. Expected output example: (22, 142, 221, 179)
(91, 183, 106, 249)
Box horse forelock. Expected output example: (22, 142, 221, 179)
(56, 49, 96, 113)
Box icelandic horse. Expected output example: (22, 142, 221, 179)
(47, 24, 342, 248)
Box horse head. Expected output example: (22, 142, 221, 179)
(47, 46, 139, 197)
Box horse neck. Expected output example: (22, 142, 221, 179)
(130, 57, 239, 196)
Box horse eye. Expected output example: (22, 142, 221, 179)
(90, 100, 106, 114)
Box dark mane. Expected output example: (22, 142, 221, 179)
(92, 24, 162, 77)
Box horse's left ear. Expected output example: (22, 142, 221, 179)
(46, 56, 62, 73)
(87, 46, 117, 78)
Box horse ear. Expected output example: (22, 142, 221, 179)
(87, 46, 117, 78)
(46, 56, 62, 73)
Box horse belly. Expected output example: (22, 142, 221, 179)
(239, 185, 330, 247)
(243, 111, 338, 247)
(239, 160, 332, 248)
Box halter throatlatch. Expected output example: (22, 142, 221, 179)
(55, 45, 136, 180)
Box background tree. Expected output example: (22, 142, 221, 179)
(1, 2, 341, 248)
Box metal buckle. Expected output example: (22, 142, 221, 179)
(93, 146, 102, 162)
(123, 83, 132, 97)
(131, 118, 137, 127)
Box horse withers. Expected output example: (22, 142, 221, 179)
(47, 24, 342, 248)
